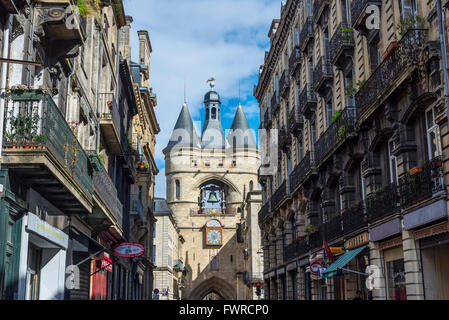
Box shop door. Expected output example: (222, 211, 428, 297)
(25, 245, 41, 300)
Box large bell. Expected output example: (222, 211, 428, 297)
(207, 191, 219, 203)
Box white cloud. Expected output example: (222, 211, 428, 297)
(123, 0, 281, 198)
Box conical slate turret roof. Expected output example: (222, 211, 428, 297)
(201, 120, 227, 149)
(166, 103, 200, 149)
(227, 103, 257, 149)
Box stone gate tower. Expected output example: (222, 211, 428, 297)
(163, 81, 262, 300)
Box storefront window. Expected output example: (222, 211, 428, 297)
(386, 259, 406, 300)
(26, 245, 41, 300)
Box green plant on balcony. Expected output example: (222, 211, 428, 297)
(397, 15, 424, 38)
(338, 125, 346, 140)
(332, 111, 342, 123)
(6, 112, 40, 144)
(341, 26, 354, 44)
(98, 153, 105, 165)
(374, 187, 384, 200)
(305, 224, 318, 234)
(77, 0, 88, 17)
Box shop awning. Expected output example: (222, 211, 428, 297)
(322, 245, 367, 279)
(69, 226, 111, 257)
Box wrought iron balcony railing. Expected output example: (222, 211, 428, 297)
(271, 93, 280, 115)
(342, 201, 367, 236)
(399, 156, 445, 209)
(258, 201, 271, 226)
(313, 0, 330, 24)
(355, 29, 428, 121)
(283, 237, 309, 262)
(351, 0, 382, 29)
(287, 106, 304, 134)
(314, 108, 356, 165)
(361, 153, 381, 178)
(99, 92, 122, 154)
(367, 183, 400, 223)
(278, 127, 292, 151)
(289, 152, 312, 192)
(93, 163, 123, 227)
(324, 215, 343, 242)
(299, 16, 314, 52)
(130, 194, 145, 223)
(299, 85, 317, 117)
(3, 90, 93, 196)
(308, 228, 322, 249)
(271, 181, 288, 211)
(280, 70, 289, 97)
(329, 23, 354, 68)
(289, 46, 301, 75)
(313, 56, 333, 95)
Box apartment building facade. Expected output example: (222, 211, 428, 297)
(0, 0, 158, 300)
(255, 0, 449, 300)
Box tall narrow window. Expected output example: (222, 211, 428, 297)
(249, 181, 254, 192)
(388, 140, 398, 185)
(175, 180, 180, 200)
(426, 106, 442, 160)
(206, 108, 210, 120)
(399, 0, 418, 20)
(211, 107, 216, 120)
(326, 97, 333, 128)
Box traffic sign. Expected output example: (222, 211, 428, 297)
(154, 288, 159, 294)
(310, 261, 324, 275)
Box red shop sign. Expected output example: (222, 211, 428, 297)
(101, 256, 113, 272)
(310, 261, 324, 276)
(113, 242, 145, 258)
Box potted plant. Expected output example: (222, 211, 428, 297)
(410, 165, 423, 176)
(305, 224, 318, 234)
(338, 125, 346, 140)
(332, 111, 342, 123)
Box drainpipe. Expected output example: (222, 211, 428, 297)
(96, 26, 103, 154)
(436, 0, 449, 129)
(0, 14, 14, 172)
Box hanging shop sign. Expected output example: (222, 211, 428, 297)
(112, 242, 145, 258)
(310, 261, 324, 276)
(101, 256, 113, 272)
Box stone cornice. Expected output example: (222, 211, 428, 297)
(254, 0, 299, 102)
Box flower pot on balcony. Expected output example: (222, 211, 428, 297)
(382, 41, 398, 60)
(410, 166, 423, 176)
(431, 159, 443, 169)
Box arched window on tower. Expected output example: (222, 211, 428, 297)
(206, 108, 210, 120)
(175, 180, 180, 200)
(211, 107, 217, 120)
(249, 181, 254, 192)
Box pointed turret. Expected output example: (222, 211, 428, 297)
(201, 81, 227, 149)
(166, 103, 200, 149)
(227, 103, 257, 149)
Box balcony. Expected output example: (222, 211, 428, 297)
(289, 152, 312, 192)
(351, 0, 382, 31)
(283, 237, 309, 262)
(324, 215, 343, 242)
(99, 93, 122, 155)
(313, 56, 333, 96)
(299, 17, 314, 52)
(399, 156, 445, 209)
(92, 163, 123, 229)
(289, 46, 301, 76)
(3, 90, 93, 214)
(271, 181, 288, 211)
(355, 29, 428, 122)
(191, 207, 237, 216)
(35, 1, 88, 47)
(258, 202, 271, 226)
(280, 71, 289, 97)
(308, 228, 322, 250)
(278, 127, 292, 151)
(342, 201, 367, 236)
(314, 108, 356, 165)
(367, 183, 400, 223)
(287, 106, 304, 134)
(361, 153, 381, 178)
(130, 194, 145, 223)
(329, 23, 354, 69)
(313, 0, 330, 24)
(271, 94, 280, 115)
(299, 85, 317, 118)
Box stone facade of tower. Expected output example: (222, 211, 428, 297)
(163, 83, 262, 300)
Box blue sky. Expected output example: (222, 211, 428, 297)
(123, 0, 282, 198)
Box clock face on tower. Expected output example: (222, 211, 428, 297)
(206, 229, 222, 246)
